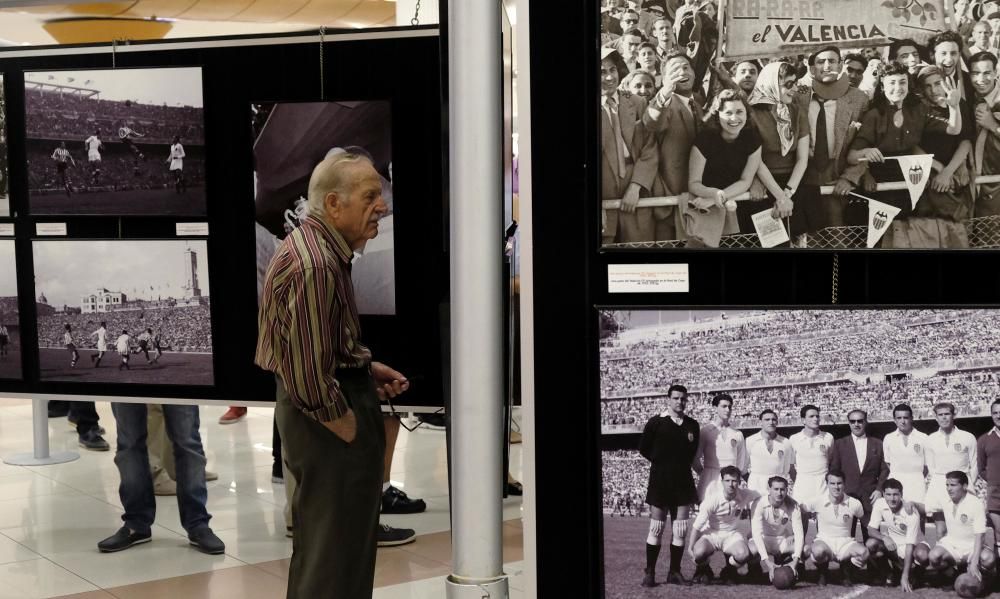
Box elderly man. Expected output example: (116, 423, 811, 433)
(829, 409, 888, 541)
(256, 152, 410, 598)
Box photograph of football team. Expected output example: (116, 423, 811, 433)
(251, 100, 395, 315)
(32, 239, 213, 385)
(24, 67, 205, 216)
(601, 308, 1000, 598)
(0, 240, 20, 379)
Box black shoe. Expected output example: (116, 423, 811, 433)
(642, 568, 657, 587)
(666, 570, 690, 585)
(816, 568, 828, 587)
(98, 526, 151, 552)
(506, 481, 523, 496)
(939, 566, 957, 590)
(188, 527, 225, 555)
(382, 485, 426, 514)
(718, 564, 740, 585)
(692, 564, 714, 584)
(79, 429, 110, 451)
(67, 417, 105, 435)
(376, 523, 416, 547)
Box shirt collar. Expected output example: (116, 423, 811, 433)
(302, 215, 354, 266)
(853, 433, 867, 441)
(992, 427, 1000, 439)
(601, 91, 619, 107)
(984, 80, 1000, 107)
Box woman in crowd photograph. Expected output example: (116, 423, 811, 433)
(848, 62, 964, 247)
(745, 61, 811, 244)
(685, 89, 762, 247)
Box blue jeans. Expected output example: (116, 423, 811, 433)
(111, 403, 211, 535)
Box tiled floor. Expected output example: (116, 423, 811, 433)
(0, 399, 524, 598)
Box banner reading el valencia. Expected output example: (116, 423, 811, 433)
(723, 0, 948, 60)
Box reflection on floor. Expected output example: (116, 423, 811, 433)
(0, 399, 524, 598)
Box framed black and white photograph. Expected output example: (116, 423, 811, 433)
(32, 239, 213, 385)
(251, 100, 395, 315)
(596, 1, 1000, 250)
(25, 67, 205, 216)
(600, 307, 1000, 597)
(0, 74, 8, 218)
(0, 240, 20, 379)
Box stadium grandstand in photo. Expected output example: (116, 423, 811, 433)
(600, 309, 1000, 599)
(24, 67, 205, 216)
(32, 239, 213, 385)
(601, 309, 1000, 431)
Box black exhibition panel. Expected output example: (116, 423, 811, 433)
(527, 0, 1000, 596)
(0, 28, 448, 408)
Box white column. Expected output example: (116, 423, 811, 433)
(514, 0, 536, 595)
(395, 0, 440, 26)
(445, 0, 508, 597)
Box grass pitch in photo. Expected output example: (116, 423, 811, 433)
(0, 240, 20, 379)
(24, 67, 205, 216)
(33, 239, 213, 385)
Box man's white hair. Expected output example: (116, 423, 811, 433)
(306, 152, 371, 217)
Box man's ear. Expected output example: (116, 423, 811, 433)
(324, 190, 340, 215)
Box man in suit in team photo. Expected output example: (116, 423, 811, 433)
(830, 409, 889, 541)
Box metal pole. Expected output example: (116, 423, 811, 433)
(445, 0, 508, 596)
(4, 398, 79, 466)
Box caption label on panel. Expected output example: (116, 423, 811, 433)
(607, 263, 689, 293)
(176, 222, 209, 236)
(35, 223, 67, 236)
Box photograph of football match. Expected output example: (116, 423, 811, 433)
(25, 67, 205, 216)
(0, 240, 20, 379)
(32, 239, 213, 385)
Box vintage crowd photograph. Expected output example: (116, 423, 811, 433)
(24, 67, 206, 216)
(0, 240, 20, 380)
(598, 0, 1000, 249)
(251, 100, 395, 315)
(600, 308, 1000, 598)
(32, 239, 213, 385)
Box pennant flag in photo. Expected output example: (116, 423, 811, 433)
(893, 154, 934, 209)
(857, 193, 902, 248)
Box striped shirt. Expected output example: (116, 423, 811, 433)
(255, 215, 370, 423)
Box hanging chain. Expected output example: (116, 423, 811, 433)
(319, 26, 326, 100)
(831, 253, 840, 304)
(411, 0, 422, 26)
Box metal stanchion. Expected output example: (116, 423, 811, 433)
(4, 398, 79, 466)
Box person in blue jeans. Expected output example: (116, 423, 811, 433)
(97, 403, 224, 554)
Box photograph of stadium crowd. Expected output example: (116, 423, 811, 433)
(0, 240, 20, 379)
(0, 74, 8, 218)
(600, 308, 1000, 599)
(32, 239, 212, 385)
(599, 0, 1000, 249)
(25, 67, 205, 216)
(252, 101, 395, 315)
